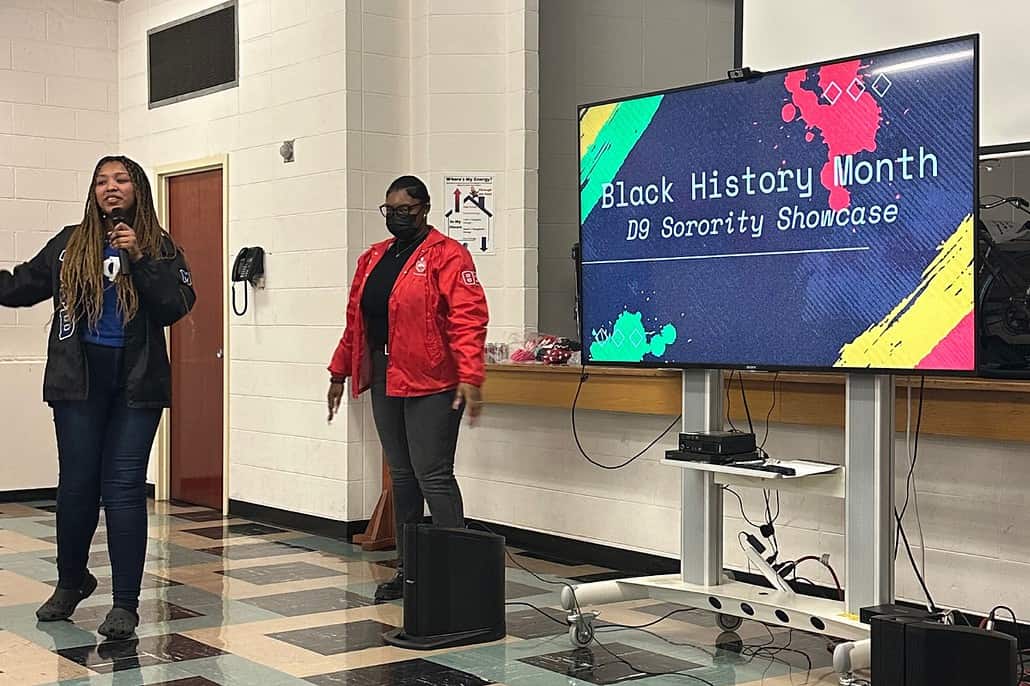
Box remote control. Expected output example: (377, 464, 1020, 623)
(754, 464, 796, 476)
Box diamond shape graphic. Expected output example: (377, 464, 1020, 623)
(847, 77, 866, 101)
(822, 81, 842, 105)
(611, 330, 626, 348)
(629, 330, 644, 349)
(872, 73, 892, 97)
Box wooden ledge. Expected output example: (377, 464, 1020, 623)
(482, 364, 1030, 443)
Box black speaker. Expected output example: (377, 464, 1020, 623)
(871, 614, 923, 685)
(382, 525, 506, 650)
(904, 622, 1017, 686)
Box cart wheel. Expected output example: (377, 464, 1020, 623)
(570, 622, 595, 647)
(717, 613, 743, 631)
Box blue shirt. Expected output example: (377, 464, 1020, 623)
(81, 246, 126, 347)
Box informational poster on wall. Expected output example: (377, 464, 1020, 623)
(444, 174, 495, 254)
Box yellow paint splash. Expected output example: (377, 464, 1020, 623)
(835, 215, 974, 368)
(579, 103, 618, 159)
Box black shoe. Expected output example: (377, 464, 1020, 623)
(374, 573, 404, 603)
(36, 572, 98, 622)
(98, 607, 139, 641)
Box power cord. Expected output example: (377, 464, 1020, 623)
(777, 555, 844, 600)
(739, 624, 817, 685)
(471, 520, 719, 686)
(734, 376, 781, 561)
(891, 377, 937, 613)
(571, 366, 681, 470)
(895, 508, 937, 612)
(904, 381, 928, 581)
(598, 617, 822, 686)
(738, 372, 755, 434)
(466, 521, 582, 615)
(896, 377, 926, 558)
(983, 606, 1024, 685)
(760, 372, 780, 451)
(581, 633, 719, 686)
(726, 370, 739, 431)
(726, 487, 780, 563)
(723, 486, 766, 529)
(499, 548, 824, 686)
(504, 601, 569, 626)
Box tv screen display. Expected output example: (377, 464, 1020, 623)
(579, 36, 978, 373)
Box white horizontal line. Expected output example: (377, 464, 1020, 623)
(583, 246, 870, 266)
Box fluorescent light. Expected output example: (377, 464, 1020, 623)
(871, 49, 974, 75)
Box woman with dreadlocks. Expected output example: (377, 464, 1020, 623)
(0, 156, 195, 639)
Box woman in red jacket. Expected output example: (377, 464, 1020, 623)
(327, 175, 489, 603)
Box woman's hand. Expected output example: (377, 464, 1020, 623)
(109, 223, 143, 262)
(453, 383, 482, 424)
(327, 381, 345, 422)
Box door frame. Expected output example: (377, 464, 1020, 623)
(153, 155, 231, 514)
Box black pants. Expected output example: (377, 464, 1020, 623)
(51, 344, 161, 610)
(370, 348, 465, 572)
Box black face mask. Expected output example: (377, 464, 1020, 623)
(386, 212, 421, 241)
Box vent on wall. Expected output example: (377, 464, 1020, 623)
(147, 0, 238, 109)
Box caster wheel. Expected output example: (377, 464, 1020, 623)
(717, 613, 743, 631)
(570, 622, 595, 647)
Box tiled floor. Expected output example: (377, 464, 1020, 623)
(0, 499, 849, 686)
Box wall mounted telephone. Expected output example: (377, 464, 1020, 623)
(231, 246, 265, 316)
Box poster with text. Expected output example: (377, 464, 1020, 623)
(444, 175, 495, 255)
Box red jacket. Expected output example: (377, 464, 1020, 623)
(329, 228, 489, 398)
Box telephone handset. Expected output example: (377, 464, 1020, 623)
(232, 247, 264, 284)
(231, 247, 265, 316)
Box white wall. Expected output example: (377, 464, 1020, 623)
(410, 0, 539, 344)
(538, 0, 735, 337)
(344, 0, 412, 522)
(116, 0, 537, 521)
(117, 0, 362, 519)
(353, 0, 540, 519)
(0, 0, 119, 491)
(741, 0, 1030, 148)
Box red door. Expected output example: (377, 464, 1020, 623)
(167, 169, 224, 509)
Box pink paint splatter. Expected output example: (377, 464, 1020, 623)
(805, 132, 815, 142)
(916, 312, 975, 371)
(784, 60, 883, 210)
(781, 103, 797, 122)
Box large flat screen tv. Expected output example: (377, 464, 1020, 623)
(579, 36, 978, 373)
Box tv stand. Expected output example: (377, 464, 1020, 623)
(561, 369, 895, 647)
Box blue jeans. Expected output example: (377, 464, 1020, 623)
(52, 344, 161, 610)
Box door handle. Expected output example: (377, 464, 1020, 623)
(216, 348, 224, 359)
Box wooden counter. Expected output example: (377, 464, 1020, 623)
(482, 364, 1030, 443)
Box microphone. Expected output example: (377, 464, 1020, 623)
(110, 208, 132, 275)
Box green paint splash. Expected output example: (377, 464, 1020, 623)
(580, 95, 664, 224)
(589, 311, 678, 363)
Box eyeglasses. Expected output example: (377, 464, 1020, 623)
(379, 203, 424, 218)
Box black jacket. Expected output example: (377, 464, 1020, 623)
(0, 225, 196, 408)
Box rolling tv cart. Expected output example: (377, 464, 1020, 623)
(561, 369, 894, 646)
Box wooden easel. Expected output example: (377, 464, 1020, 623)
(352, 454, 395, 551)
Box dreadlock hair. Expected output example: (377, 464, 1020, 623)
(61, 155, 174, 328)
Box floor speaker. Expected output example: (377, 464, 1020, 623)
(382, 525, 506, 650)
(904, 622, 1017, 686)
(870, 614, 922, 685)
